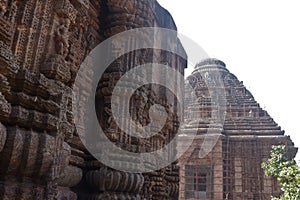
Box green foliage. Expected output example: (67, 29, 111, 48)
(261, 145, 300, 200)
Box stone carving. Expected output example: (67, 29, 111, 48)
(0, 93, 10, 118)
(86, 167, 144, 193)
(0, 128, 56, 178)
(55, 17, 71, 58)
(56, 0, 77, 24)
(0, 0, 8, 16)
(0, 0, 184, 199)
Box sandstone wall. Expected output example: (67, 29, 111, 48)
(0, 0, 186, 199)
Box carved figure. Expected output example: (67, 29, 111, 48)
(0, 0, 8, 15)
(55, 17, 71, 58)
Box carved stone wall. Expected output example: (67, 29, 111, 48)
(0, 0, 185, 199)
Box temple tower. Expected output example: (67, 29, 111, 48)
(178, 58, 297, 200)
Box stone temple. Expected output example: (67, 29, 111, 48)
(178, 59, 297, 200)
(0, 0, 297, 200)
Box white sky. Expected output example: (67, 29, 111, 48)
(158, 0, 300, 161)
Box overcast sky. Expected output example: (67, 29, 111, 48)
(158, 0, 300, 161)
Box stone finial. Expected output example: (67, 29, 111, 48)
(195, 58, 226, 69)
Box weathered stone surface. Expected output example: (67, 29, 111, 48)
(56, 166, 83, 188)
(0, 0, 183, 199)
(0, 123, 6, 152)
(0, 127, 70, 178)
(86, 168, 144, 193)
